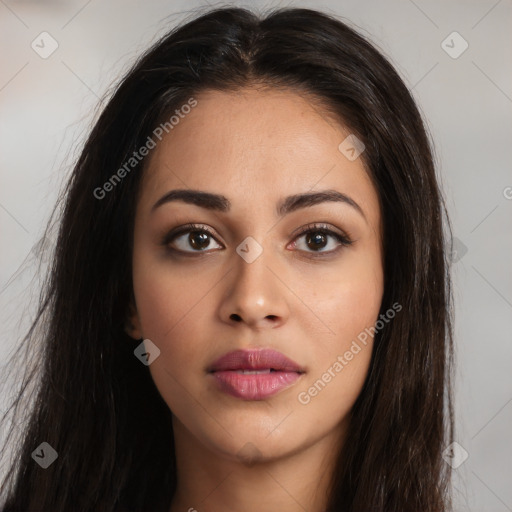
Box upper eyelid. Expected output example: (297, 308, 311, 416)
(292, 222, 346, 237)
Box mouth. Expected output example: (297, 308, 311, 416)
(207, 348, 305, 400)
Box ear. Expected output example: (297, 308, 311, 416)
(125, 300, 143, 340)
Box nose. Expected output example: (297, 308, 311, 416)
(218, 248, 290, 330)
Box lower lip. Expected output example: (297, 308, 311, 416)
(209, 370, 303, 400)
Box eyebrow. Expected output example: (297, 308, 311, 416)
(151, 188, 367, 222)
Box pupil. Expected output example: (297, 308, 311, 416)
(189, 230, 210, 250)
(307, 231, 327, 250)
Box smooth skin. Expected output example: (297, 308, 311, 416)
(127, 86, 384, 512)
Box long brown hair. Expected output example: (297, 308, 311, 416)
(0, 6, 454, 511)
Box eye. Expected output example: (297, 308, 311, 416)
(162, 223, 223, 254)
(162, 222, 353, 257)
(291, 223, 353, 256)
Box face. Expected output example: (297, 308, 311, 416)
(128, 87, 384, 465)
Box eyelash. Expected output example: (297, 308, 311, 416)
(161, 222, 353, 257)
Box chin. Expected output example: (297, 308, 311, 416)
(197, 420, 304, 464)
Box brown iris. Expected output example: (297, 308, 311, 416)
(306, 231, 328, 251)
(188, 230, 211, 250)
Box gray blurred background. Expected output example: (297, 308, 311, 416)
(1, 1, 511, 510)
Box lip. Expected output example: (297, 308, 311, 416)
(207, 348, 305, 401)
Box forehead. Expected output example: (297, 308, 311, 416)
(140, 87, 379, 226)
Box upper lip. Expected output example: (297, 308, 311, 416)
(207, 348, 305, 373)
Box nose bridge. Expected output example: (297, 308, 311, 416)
(234, 246, 271, 301)
(219, 237, 289, 327)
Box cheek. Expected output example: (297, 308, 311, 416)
(132, 266, 211, 357)
(131, 230, 216, 333)
(334, 277, 382, 339)
(294, 277, 381, 419)
(131, 269, 212, 411)
(294, 248, 383, 406)
(297, 252, 383, 347)
(130, 248, 234, 401)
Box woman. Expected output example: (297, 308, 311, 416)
(0, 6, 454, 511)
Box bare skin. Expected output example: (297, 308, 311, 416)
(127, 86, 384, 512)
